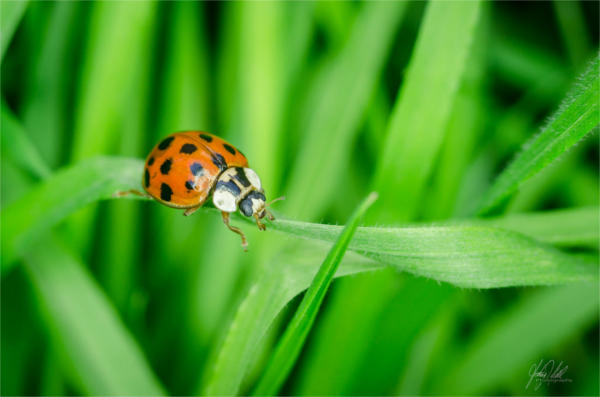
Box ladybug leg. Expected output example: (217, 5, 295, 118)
(113, 189, 150, 198)
(221, 211, 248, 251)
(253, 214, 267, 231)
(183, 206, 201, 216)
(265, 210, 275, 221)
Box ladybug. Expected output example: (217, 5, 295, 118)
(141, 131, 278, 249)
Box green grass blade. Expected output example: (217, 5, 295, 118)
(372, 0, 481, 222)
(1, 157, 144, 272)
(0, 0, 28, 63)
(23, 235, 165, 395)
(283, 1, 407, 219)
(473, 206, 599, 247)
(477, 55, 600, 215)
(434, 283, 599, 394)
(268, 217, 597, 288)
(201, 243, 383, 396)
(252, 193, 378, 395)
(3, 154, 596, 287)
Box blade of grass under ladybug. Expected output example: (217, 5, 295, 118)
(0, 0, 28, 63)
(23, 235, 165, 395)
(2, 153, 597, 285)
(251, 192, 378, 395)
(477, 54, 599, 216)
(266, 216, 597, 288)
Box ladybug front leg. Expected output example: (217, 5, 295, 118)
(253, 214, 267, 231)
(221, 211, 248, 251)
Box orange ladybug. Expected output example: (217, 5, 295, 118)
(142, 131, 276, 249)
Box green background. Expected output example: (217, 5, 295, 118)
(1, 1, 598, 395)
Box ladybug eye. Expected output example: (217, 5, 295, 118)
(244, 168, 261, 190)
(239, 198, 254, 217)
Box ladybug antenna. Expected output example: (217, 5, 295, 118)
(262, 195, 284, 222)
(266, 195, 285, 208)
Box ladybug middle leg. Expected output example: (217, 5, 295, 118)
(221, 211, 248, 251)
(183, 206, 201, 216)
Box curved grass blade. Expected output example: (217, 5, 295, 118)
(1, 157, 145, 272)
(3, 155, 596, 287)
(200, 242, 384, 396)
(267, 218, 597, 288)
(23, 235, 165, 395)
(477, 55, 600, 215)
(252, 193, 378, 395)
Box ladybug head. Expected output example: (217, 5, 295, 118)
(239, 191, 267, 218)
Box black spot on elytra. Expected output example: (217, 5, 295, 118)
(158, 136, 175, 150)
(223, 143, 236, 155)
(199, 133, 213, 142)
(185, 180, 195, 190)
(211, 153, 227, 171)
(160, 158, 172, 175)
(190, 162, 204, 176)
(234, 167, 251, 187)
(180, 143, 197, 154)
(147, 157, 154, 166)
(160, 183, 173, 202)
(144, 169, 150, 187)
(216, 180, 241, 195)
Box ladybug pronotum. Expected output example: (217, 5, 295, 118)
(140, 131, 277, 250)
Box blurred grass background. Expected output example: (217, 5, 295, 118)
(1, 1, 598, 396)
